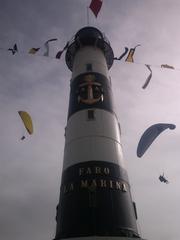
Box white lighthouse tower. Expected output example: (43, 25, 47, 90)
(54, 26, 144, 240)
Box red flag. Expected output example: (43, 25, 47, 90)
(89, 0, 103, 17)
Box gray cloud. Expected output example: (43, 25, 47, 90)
(0, 1, 180, 240)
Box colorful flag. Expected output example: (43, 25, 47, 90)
(125, 48, 135, 62)
(28, 47, 40, 54)
(142, 65, 152, 89)
(89, 0, 103, 17)
(125, 44, 140, 63)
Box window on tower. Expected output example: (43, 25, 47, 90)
(86, 63, 92, 71)
(87, 109, 95, 120)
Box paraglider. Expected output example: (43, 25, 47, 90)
(137, 123, 176, 157)
(18, 111, 33, 140)
(159, 173, 169, 184)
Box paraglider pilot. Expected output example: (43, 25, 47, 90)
(159, 173, 169, 184)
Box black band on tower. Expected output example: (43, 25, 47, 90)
(55, 161, 139, 239)
(68, 72, 114, 119)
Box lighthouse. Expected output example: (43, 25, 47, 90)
(54, 26, 143, 240)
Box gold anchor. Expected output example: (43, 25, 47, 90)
(78, 74, 103, 105)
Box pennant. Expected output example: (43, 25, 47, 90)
(125, 44, 140, 63)
(8, 43, 18, 55)
(56, 50, 63, 59)
(46, 38, 58, 43)
(55, 42, 69, 59)
(43, 38, 58, 57)
(161, 64, 174, 69)
(142, 64, 152, 89)
(125, 48, 135, 62)
(89, 0, 103, 17)
(28, 47, 40, 54)
(43, 42, 49, 56)
(114, 47, 129, 61)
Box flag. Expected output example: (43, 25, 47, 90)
(47, 38, 58, 42)
(8, 44, 18, 55)
(161, 64, 174, 69)
(43, 42, 49, 56)
(125, 48, 135, 62)
(55, 42, 69, 59)
(89, 0, 103, 17)
(56, 50, 63, 59)
(43, 38, 58, 57)
(125, 44, 140, 63)
(28, 47, 40, 54)
(114, 47, 129, 61)
(142, 65, 152, 89)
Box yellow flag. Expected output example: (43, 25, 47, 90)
(125, 48, 135, 62)
(28, 48, 40, 54)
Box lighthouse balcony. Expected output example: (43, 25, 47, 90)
(65, 26, 114, 71)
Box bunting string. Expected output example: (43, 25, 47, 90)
(1, 42, 180, 90)
(113, 45, 180, 89)
(0, 39, 69, 61)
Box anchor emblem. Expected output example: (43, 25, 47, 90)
(78, 74, 103, 105)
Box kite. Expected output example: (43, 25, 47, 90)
(18, 111, 33, 140)
(142, 64, 152, 89)
(29, 47, 40, 54)
(89, 0, 103, 17)
(114, 47, 129, 61)
(43, 38, 58, 57)
(137, 123, 176, 157)
(8, 44, 18, 55)
(125, 44, 141, 63)
(161, 64, 174, 69)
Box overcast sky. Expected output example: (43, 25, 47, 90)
(0, 1, 180, 240)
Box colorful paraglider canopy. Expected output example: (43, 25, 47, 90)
(137, 123, 176, 157)
(18, 111, 33, 135)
